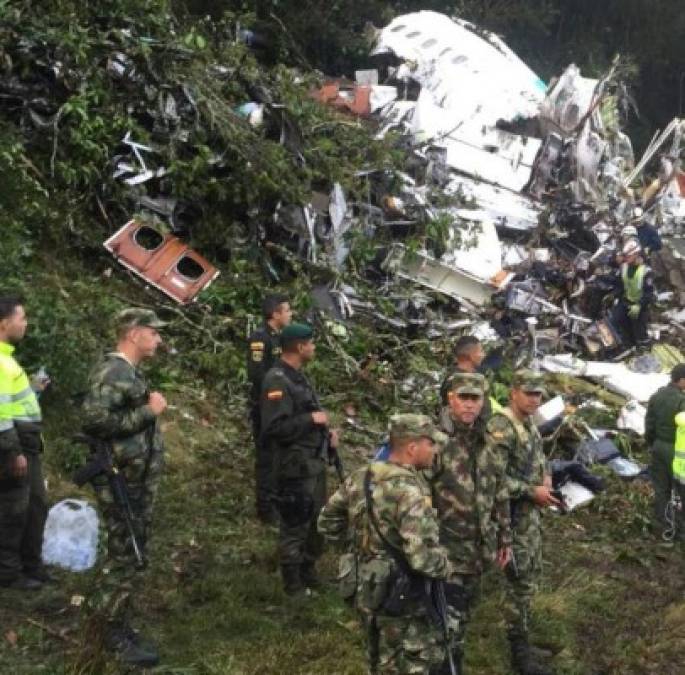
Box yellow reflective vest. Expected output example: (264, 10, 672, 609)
(621, 263, 647, 304)
(673, 412, 685, 486)
(0, 341, 42, 460)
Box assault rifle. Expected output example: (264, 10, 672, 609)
(72, 434, 146, 569)
(320, 431, 345, 483)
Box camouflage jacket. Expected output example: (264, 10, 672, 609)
(318, 462, 453, 581)
(429, 415, 511, 574)
(81, 353, 163, 463)
(485, 408, 545, 529)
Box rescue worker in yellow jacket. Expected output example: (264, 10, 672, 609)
(0, 293, 50, 590)
(612, 240, 654, 348)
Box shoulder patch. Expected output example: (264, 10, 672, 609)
(266, 389, 284, 400)
(250, 341, 265, 350)
(251, 351, 264, 362)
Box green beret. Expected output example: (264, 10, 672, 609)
(280, 322, 314, 344)
(116, 308, 167, 330)
(445, 372, 486, 396)
(388, 413, 447, 447)
(512, 369, 545, 394)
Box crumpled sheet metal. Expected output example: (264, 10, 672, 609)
(383, 244, 495, 307)
(540, 353, 668, 403)
(373, 12, 545, 192)
(373, 11, 545, 124)
(617, 400, 647, 436)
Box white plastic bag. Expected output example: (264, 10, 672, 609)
(42, 499, 99, 572)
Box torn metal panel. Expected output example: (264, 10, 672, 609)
(617, 400, 646, 436)
(441, 217, 504, 283)
(527, 133, 563, 198)
(448, 176, 541, 231)
(382, 244, 494, 306)
(409, 90, 542, 191)
(104, 220, 219, 304)
(355, 70, 378, 86)
(113, 132, 168, 185)
(506, 282, 560, 315)
(570, 125, 608, 203)
(539, 64, 599, 136)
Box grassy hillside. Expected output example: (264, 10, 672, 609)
(1, 361, 683, 674)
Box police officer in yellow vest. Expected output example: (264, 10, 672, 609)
(0, 294, 50, 590)
(612, 240, 654, 347)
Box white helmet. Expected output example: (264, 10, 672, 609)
(622, 239, 641, 257)
(621, 225, 638, 239)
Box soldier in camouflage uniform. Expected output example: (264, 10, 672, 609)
(318, 414, 454, 674)
(81, 308, 168, 667)
(485, 371, 560, 675)
(429, 373, 512, 674)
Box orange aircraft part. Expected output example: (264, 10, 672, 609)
(104, 220, 219, 304)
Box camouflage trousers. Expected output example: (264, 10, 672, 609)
(504, 513, 542, 640)
(278, 471, 326, 566)
(444, 574, 480, 658)
(365, 612, 445, 674)
(92, 447, 164, 623)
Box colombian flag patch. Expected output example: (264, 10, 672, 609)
(267, 390, 284, 400)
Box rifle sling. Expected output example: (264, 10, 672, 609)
(363, 467, 415, 577)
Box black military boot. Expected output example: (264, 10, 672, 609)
(281, 564, 304, 596)
(105, 623, 160, 667)
(509, 634, 553, 675)
(257, 506, 279, 526)
(300, 561, 321, 589)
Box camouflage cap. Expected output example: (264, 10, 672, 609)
(281, 322, 313, 344)
(388, 413, 448, 447)
(445, 372, 486, 396)
(116, 308, 167, 330)
(511, 369, 545, 394)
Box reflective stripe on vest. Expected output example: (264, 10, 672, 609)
(674, 412, 685, 485)
(0, 342, 42, 431)
(621, 263, 647, 304)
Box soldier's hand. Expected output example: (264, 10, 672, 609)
(329, 429, 340, 448)
(148, 391, 168, 416)
(532, 485, 561, 508)
(311, 411, 329, 426)
(11, 453, 28, 479)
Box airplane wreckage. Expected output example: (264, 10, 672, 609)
(5, 9, 685, 510)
